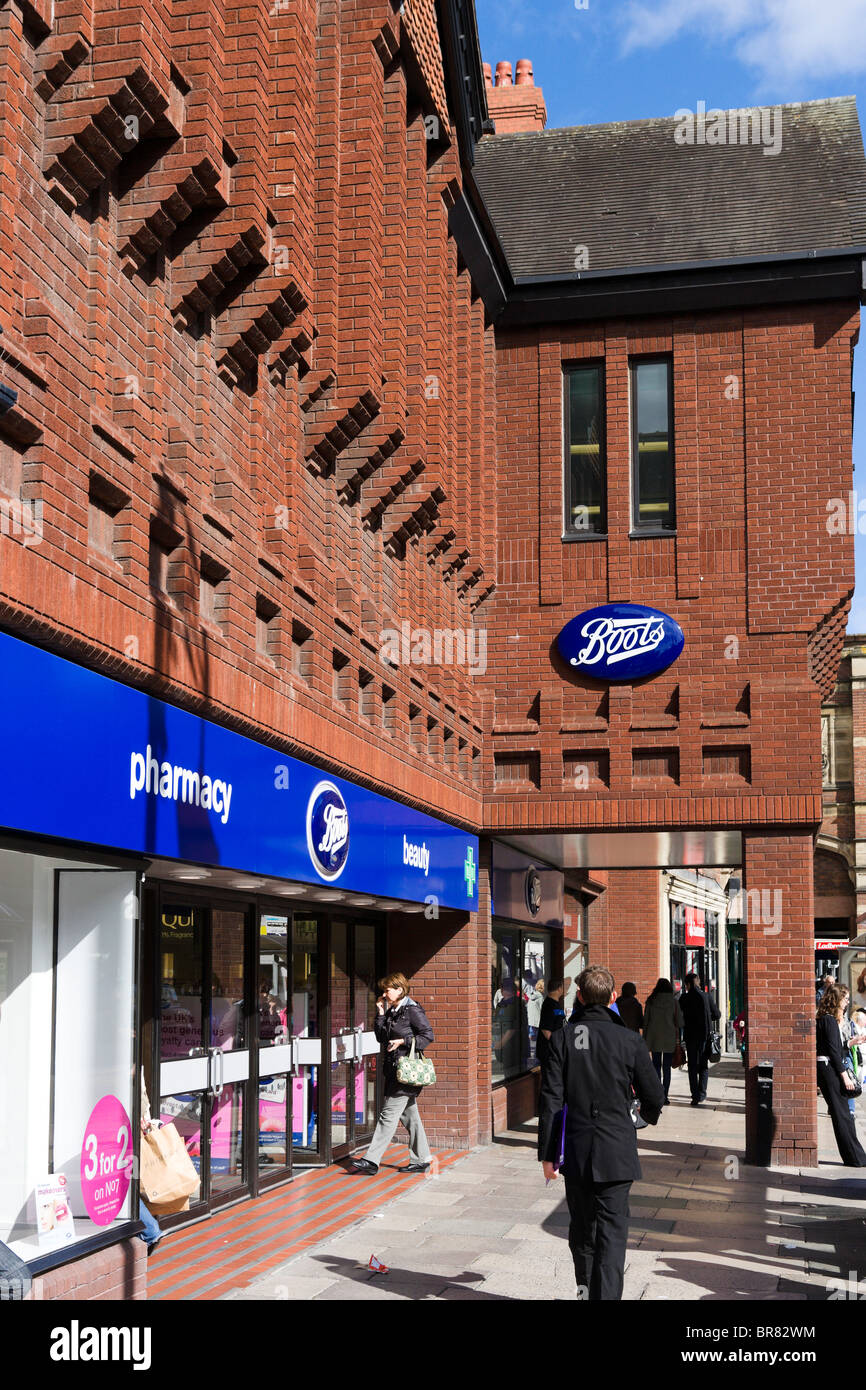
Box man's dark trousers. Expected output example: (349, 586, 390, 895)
(563, 1171, 632, 1301)
(686, 1043, 708, 1102)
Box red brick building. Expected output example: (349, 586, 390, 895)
(0, 0, 863, 1299)
(473, 100, 865, 1166)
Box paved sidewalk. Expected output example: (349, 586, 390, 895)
(225, 1060, 866, 1301)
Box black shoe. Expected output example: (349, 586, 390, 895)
(402, 1162, 431, 1173)
(351, 1159, 379, 1175)
(690, 1099, 701, 1107)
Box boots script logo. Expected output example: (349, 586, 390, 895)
(556, 603, 685, 681)
(306, 781, 350, 881)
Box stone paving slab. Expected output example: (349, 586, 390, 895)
(227, 1059, 866, 1301)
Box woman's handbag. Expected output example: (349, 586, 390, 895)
(395, 1036, 436, 1087)
(140, 1122, 200, 1213)
(707, 1030, 722, 1065)
(672, 1040, 686, 1069)
(842, 1069, 863, 1100)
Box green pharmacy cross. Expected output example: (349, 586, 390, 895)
(464, 846, 477, 897)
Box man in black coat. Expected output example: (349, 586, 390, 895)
(538, 964, 665, 1301)
(679, 972, 720, 1106)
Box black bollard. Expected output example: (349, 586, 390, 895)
(756, 1060, 774, 1166)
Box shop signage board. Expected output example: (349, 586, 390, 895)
(556, 602, 685, 681)
(684, 905, 706, 947)
(815, 939, 850, 951)
(0, 631, 478, 909)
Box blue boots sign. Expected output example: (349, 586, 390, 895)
(557, 603, 684, 681)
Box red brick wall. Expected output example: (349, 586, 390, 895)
(744, 833, 817, 1166)
(385, 838, 492, 1149)
(28, 1239, 147, 1301)
(484, 308, 857, 837)
(590, 869, 660, 1006)
(0, 0, 491, 830)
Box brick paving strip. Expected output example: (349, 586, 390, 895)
(147, 1144, 467, 1301)
(223, 1061, 866, 1301)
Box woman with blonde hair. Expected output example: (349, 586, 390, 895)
(817, 984, 866, 1166)
(352, 972, 434, 1176)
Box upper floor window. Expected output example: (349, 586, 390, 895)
(630, 357, 675, 533)
(564, 365, 605, 536)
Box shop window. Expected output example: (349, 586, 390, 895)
(492, 925, 553, 1083)
(630, 357, 675, 533)
(0, 848, 137, 1261)
(564, 364, 606, 536)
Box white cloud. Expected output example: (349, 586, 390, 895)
(620, 0, 866, 83)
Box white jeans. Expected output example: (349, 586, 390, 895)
(363, 1093, 431, 1167)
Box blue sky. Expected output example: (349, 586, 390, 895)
(475, 0, 866, 629)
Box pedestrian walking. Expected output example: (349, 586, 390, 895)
(679, 972, 720, 1107)
(816, 983, 866, 1167)
(817, 974, 834, 1008)
(352, 973, 434, 1176)
(838, 986, 866, 1117)
(617, 982, 644, 1033)
(538, 964, 665, 1301)
(642, 977, 683, 1104)
(853, 968, 866, 1011)
(536, 976, 569, 1068)
(853, 1008, 866, 1085)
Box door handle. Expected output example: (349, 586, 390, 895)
(209, 1046, 224, 1098)
(188, 1046, 207, 1058)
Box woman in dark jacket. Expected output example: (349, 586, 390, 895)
(642, 978, 682, 1105)
(817, 983, 866, 1166)
(352, 972, 434, 1176)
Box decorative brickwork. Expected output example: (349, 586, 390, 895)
(0, 0, 492, 830)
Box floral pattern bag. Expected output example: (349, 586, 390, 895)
(395, 1036, 436, 1087)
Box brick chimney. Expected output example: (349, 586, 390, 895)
(484, 58, 547, 134)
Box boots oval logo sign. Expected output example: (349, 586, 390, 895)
(557, 603, 684, 681)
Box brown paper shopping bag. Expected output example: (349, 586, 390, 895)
(140, 1122, 200, 1213)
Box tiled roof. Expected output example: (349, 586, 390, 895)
(473, 97, 866, 279)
